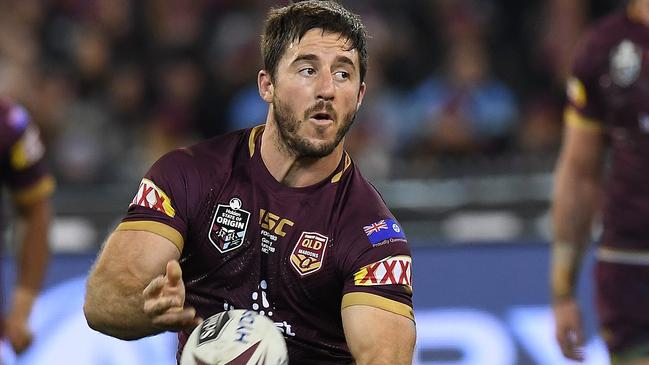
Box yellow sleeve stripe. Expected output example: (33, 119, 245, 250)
(10, 138, 29, 170)
(341, 292, 414, 321)
(116, 221, 184, 253)
(564, 107, 604, 132)
(12, 175, 55, 207)
(566, 76, 587, 108)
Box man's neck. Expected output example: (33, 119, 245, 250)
(260, 121, 344, 188)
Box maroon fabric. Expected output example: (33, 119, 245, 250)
(124, 128, 413, 364)
(0, 99, 51, 194)
(569, 12, 649, 250)
(595, 261, 649, 353)
(225, 341, 260, 365)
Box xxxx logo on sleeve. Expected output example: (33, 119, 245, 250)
(130, 178, 176, 217)
(208, 197, 251, 253)
(353, 255, 412, 287)
(290, 232, 329, 276)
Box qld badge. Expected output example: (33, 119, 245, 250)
(290, 232, 329, 276)
(208, 197, 250, 253)
(610, 39, 642, 87)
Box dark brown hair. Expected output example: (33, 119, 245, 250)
(261, 0, 368, 83)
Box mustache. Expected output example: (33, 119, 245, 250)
(303, 101, 337, 120)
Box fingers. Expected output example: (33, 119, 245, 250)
(9, 330, 33, 354)
(165, 260, 182, 286)
(553, 299, 585, 361)
(143, 295, 182, 316)
(556, 326, 585, 361)
(142, 275, 165, 298)
(151, 307, 200, 332)
(194, 316, 204, 326)
(5, 319, 33, 354)
(143, 292, 199, 333)
(142, 260, 184, 299)
(142, 260, 193, 333)
(573, 324, 585, 348)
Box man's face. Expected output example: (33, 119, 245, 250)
(267, 28, 366, 158)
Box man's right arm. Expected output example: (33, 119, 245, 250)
(84, 230, 200, 340)
(551, 117, 605, 360)
(551, 119, 605, 302)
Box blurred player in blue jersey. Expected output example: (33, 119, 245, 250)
(0, 98, 54, 358)
(551, 1, 649, 364)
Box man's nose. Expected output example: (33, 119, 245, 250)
(316, 73, 335, 101)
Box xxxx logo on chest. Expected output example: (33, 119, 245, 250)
(208, 197, 250, 253)
(290, 232, 329, 276)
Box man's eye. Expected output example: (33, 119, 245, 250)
(299, 68, 316, 76)
(334, 71, 350, 80)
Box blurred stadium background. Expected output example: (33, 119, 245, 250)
(0, 0, 620, 364)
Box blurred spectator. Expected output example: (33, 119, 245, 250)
(145, 0, 206, 52)
(0, 0, 623, 186)
(146, 54, 203, 163)
(345, 12, 405, 180)
(517, 99, 563, 153)
(72, 26, 111, 97)
(404, 38, 518, 171)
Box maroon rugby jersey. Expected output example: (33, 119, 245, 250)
(0, 99, 54, 214)
(566, 11, 649, 250)
(119, 126, 414, 364)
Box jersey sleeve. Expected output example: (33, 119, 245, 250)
(4, 104, 55, 206)
(117, 148, 199, 253)
(565, 31, 606, 130)
(339, 218, 414, 321)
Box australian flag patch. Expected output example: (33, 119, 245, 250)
(363, 219, 406, 246)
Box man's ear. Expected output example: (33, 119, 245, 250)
(356, 82, 366, 111)
(258, 70, 274, 103)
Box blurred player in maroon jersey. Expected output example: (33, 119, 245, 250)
(84, 1, 415, 364)
(551, 0, 649, 364)
(0, 99, 54, 358)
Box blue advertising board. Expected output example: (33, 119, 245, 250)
(1, 244, 609, 364)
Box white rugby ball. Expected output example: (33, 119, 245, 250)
(180, 309, 289, 365)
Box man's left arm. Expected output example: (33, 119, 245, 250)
(2, 106, 55, 353)
(6, 195, 52, 353)
(342, 305, 416, 365)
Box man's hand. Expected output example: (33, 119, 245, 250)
(4, 311, 33, 354)
(142, 260, 202, 332)
(553, 297, 585, 362)
(5, 287, 38, 354)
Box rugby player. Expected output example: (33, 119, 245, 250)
(551, 1, 649, 363)
(0, 98, 54, 359)
(84, 2, 415, 364)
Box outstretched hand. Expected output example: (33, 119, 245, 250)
(142, 260, 202, 332)
(5, 313, 33, 354)
(553, 298, 585, 362)
(5, 287, 37, 354)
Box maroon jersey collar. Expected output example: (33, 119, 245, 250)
(247, 125, 353, 193)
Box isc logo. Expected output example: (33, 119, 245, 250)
(259, 209, 294, 237)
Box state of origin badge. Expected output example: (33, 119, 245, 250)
(208, 197, 251, 253)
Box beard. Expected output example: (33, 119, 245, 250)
(272, 98, 356, 158)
